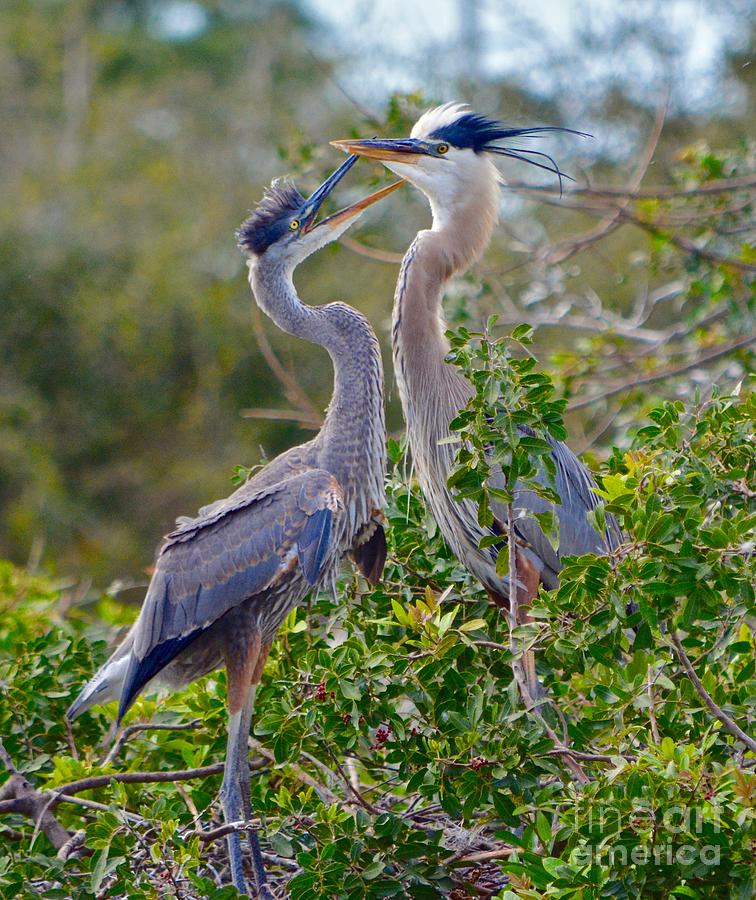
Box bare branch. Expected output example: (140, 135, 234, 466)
(647, 665, 661, 745)
(670, 633, 756, 753)
(569, 335, 754, 410)
(251, 302, 320, 420)
(100, 719, 203, 766)
(541, 95, 667, 266)
(506, 173, 756, 200)
(240, 407, 322, 429)
(339, 235, 404, 264)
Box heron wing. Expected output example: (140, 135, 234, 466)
(489, 433, 621, 586)
(350, 517, 387, 586)
(119, 468, 343, 719)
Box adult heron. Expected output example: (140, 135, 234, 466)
(333, 104, 621, 698)
(67, 156, 402, 897)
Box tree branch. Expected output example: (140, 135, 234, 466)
(670, 633, 756, 753)
(568, 335, 754, 410)
(100, 719, 203, 766)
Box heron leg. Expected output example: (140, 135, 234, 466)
(514, 550, 543, 703)
(239, 642, 272, 898)
(486, 552, 544, 703)
(221, 694, 252, 895)
(223, 634, 273, 898)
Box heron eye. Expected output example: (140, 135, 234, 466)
(289, 219, 300, 231)
(437, 143, 449, 155)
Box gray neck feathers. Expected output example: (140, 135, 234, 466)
(391, 173, 499, 438)
(250, 259, 385, 504)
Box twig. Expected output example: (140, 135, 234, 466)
(248, 739, 339, 805)
(670, 633, 756, 753)
(339, 235, 404, 264)
(541, 95, 667, 266)
(569, 335, 755, 410)
(473, 639, 509, 652)
(619, 209, 756, 274)
(251, 302, 320, 420)
(322, 744, 381, 815)
(56, 828, 86, 861)
(240, 407, 322, 429)
(65, 718, 80, 762)
(544, 748, 636, 763)
(0, 737, 19, 775)
(48, 758, 263, 799)
(647, 665, 661, 745)
(506, 173, 756, 200)
(100, 719, 203, 766)
(445, 846, 516, 865)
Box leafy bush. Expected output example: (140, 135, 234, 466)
(1, 369, 754, 898)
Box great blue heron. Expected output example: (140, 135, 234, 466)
(67, 156, 402, 897)
(333, 104, 621, 698)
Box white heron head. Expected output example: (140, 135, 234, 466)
(331, 103, 583, 217)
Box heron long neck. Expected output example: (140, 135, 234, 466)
(392, 168, 500, 427)
(250, 261, 384, 503)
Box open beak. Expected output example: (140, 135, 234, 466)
(330, 138, 429, 165)
(300, 153, 404, 233)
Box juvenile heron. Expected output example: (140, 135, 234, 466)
(333, 104, 621, 697)
(67, 156, 402, 897)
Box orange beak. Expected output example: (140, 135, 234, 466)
(330, 138, 427, 165)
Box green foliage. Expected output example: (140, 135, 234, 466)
(1, 370, 754, 897)
(0, 11, 754, 898)
(446, 319, 569, 573)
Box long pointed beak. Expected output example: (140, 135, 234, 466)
(299, 154, 360, 228)
(330, 138, 428, 165)
(298, 154, 404, 233)
(315, 178, 405, 230)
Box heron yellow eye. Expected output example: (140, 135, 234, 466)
(290, 219, 300, 231)
(437, 143, 449, 155)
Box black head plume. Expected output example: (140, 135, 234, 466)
(427, 109, 588, 195)
(237, 178, 305, 256)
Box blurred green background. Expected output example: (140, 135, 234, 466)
(0, 0, 752, 584)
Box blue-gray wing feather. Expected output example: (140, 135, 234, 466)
(490, 433, 621, 585)
(120, 468, 342, 718)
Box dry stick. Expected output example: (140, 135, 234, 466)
(250, 301, 321, 421)
(505, 506, 589, 785)
(568, 335, 755, 411)
(542, 94, 668, 267)
(647, 665, 661, 745)
(100, 718, 203, 766)
(339, 235, 405, 264)
(50, 761, 230, 798)
(670, 633, 756, 753)
(240, 407, 322, 428)
(618, 208, 756, 274)
(446, 846, 516, 865)
(507, 173, 756, 200)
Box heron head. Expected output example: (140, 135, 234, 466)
(331, 103, 584, 209)
(237, 156, 403, 267)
